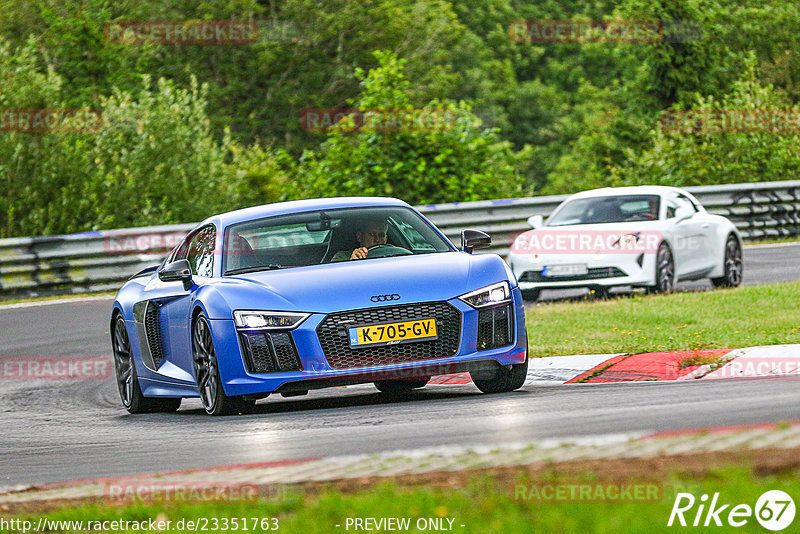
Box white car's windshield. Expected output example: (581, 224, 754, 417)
(223, 206, 452, 275)
(547, 195, 661, 226)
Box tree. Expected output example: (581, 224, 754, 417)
(292, 51, 532, 204)
(612, 61, 800, 187)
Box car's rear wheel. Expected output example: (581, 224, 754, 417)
(374, 378, 430, 393)
(470, 357, 528, 394)
(112, 315, 181, 414)
(647, 242, 675, 294)
(192, 313, 255, 416)
(712, 235, 743, 288)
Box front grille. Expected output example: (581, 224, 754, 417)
(476, 304, 513, 351)
(144, 302, 166, 368)
(239, 331, 302, 373)
(519, 266, 627, 283)
(316, 302, 461, 370)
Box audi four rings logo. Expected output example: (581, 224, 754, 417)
(370, 294, 401, 302)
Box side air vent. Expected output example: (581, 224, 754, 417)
(133, 300, 166, 371)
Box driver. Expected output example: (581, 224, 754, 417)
(331, 219, 388, 262)
(645, 198, 659, 220)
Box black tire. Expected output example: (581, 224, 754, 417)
(112, 315, 181, 414)
(374, 378, 430, 393)
(590, 286, 610, 300)
(647, 242, 675, 294)
(470, 356, 528, 394)
(192, 313, 255, 416)
(711, 235, 743, 288)
(521, 289, 540, 302)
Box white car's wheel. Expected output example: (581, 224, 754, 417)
(712, 235, 743, 288)
(647, 243, 675, 294)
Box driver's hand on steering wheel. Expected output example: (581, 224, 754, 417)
(350, 247, 368, 260)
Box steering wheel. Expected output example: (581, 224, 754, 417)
(365, 244, 412, 259)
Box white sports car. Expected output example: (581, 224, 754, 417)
(506, 186, 743, 301)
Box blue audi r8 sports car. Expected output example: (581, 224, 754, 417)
(111, 197, 528, 415)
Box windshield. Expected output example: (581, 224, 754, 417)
(223, 206, 453, 275)
(547, 195, 661, 226)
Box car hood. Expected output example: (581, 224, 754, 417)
(209, 252, 510, 314)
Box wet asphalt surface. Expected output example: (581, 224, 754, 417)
(0, 244, 797, 488)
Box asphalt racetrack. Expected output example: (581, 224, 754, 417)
(0, 243, 798, 489)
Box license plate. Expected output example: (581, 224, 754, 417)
(348, 318, 437, 348)
(543, 263, 588, 277)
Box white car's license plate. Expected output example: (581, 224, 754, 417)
(543, 263, 588, 277)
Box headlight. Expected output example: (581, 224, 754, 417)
(611, 233, 640, 250)
(233, 310, 310, 330)
(458, 281, 511, 309)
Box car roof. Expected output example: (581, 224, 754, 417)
(199, 197, 412, 229)
(567, 185, 689, 199)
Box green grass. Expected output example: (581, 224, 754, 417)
(527, 281, 800, 358)
(11, 463, 800, 533)
(678, 353, 731, 369)
(743, 237, 800, 246)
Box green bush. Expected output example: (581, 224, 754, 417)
(292, 51, 533, 204)
(0, 36, 288, 237)
(613, 60, 800, 187)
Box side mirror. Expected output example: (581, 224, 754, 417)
(674, 206, 694, 222)
(461, 229, 491, 254)
(527, 215, 544, 229)
(158, 259, 193, 290)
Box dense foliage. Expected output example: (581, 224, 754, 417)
(1, 0, 798, 236)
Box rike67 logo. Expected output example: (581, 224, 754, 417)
(668, 490, 796, 531)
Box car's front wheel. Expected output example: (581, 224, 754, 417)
(192, 313, 255, 416)
(647, 242, 675, 294)
(374, 378, 430, 393)
(712, 235, 743, 288)
(112, 315, 181, 414)
(470, 357, 528, 394)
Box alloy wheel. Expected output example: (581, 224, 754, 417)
(192, 316, 219, 412)
(656, 244, 675, 292)
(112, 317, 134, 407)
(724, 237, 743, 286)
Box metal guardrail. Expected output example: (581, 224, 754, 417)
(1, 180, 799, 297)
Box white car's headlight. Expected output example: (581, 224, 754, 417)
(611, 233, 641, 250)
(458, 281, 511, 309)
(233, 310, 310, 330)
